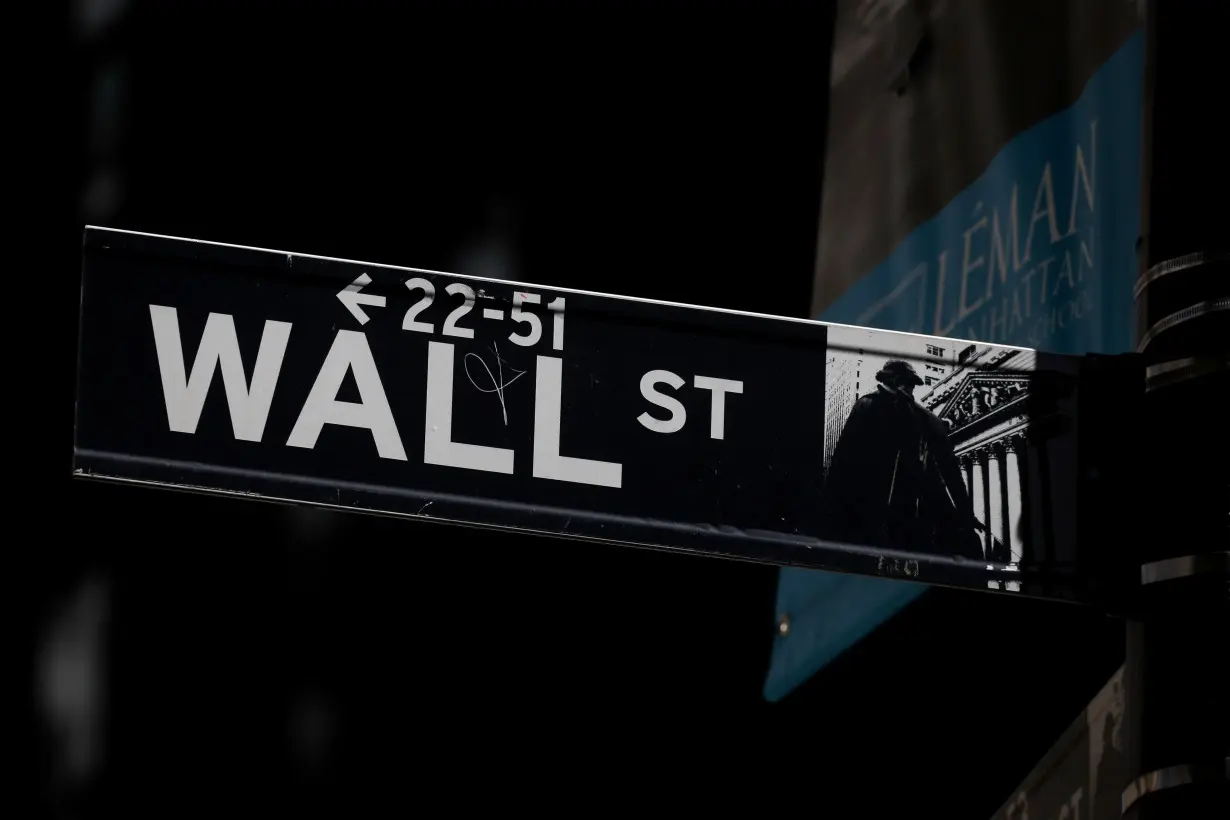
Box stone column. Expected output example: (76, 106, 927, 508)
(960, 454, 973, 493)
(1004, 436, 1025, 566)
(969, 453, 986, 559)
(986, 445, 1004, 562)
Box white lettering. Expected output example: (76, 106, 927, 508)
(148, 305, 291, 442)
(1068, 785, 1084, 820)
(692, 375, 743, 440)
(423, 341, 514, 473)
(287, 330, 407, 460)
(1024, 162, 1063, 254)
(1067, 120, 1097, 236)
(533, 356, 622, 487)
(637, 369, 687, 434)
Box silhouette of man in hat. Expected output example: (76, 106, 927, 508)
(817, 359, 984, 559)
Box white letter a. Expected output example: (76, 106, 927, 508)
(287, 330, 407, 460)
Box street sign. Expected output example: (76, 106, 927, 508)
(73, 227, 1137, 600)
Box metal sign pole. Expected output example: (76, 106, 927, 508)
(1121, 1, 1229, 817)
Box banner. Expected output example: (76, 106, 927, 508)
(992, 668, 1127, 820)
(767, 0, 1143, 700)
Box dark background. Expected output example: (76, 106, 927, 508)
(40, 1, 1123, 816)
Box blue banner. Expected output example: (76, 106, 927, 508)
(766, 30, 1143, 702)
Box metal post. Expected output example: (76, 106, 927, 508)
(1123, 0, 1229, 817)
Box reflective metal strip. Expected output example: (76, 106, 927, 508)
(1133, 250, 1229, 301)
(1121, 758, 1229, 815)
(1136, 298, 1230, 353)
(1140, 552, 1229, 586)
(1144, 356, 1230, 391)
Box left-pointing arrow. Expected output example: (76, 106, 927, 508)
(336, 273, 386, 326)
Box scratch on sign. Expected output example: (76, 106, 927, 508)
(464, 341, 526, 426)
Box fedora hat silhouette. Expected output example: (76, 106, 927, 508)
(876, 359, 923, 387)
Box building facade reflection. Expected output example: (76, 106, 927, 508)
(920, 344, 1035, 589)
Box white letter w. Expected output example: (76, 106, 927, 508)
(148, 305, 292, 442)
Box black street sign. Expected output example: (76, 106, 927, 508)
(72, 227, 1138, 600)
